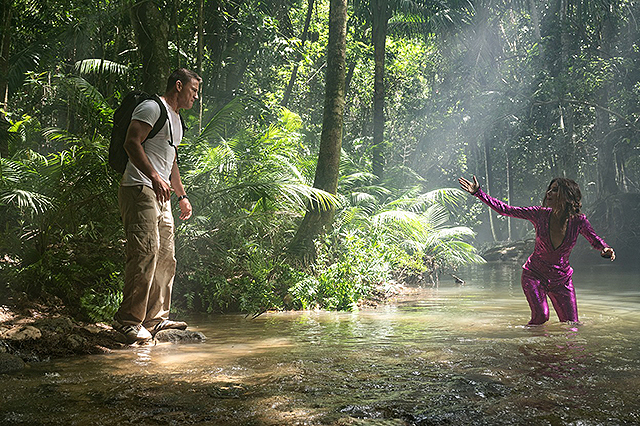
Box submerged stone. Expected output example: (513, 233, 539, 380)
(0, 352, 26, 373)
(154, 329, 206, 344)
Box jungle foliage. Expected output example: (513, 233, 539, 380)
(1, 0, 639, 319)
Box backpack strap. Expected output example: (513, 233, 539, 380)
(179, 113, 187, 134)
(145, 95, 184, 165)
(146, 95, 168, 141)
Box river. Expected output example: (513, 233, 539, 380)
(2, 262, 640, 425)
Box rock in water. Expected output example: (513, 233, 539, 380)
(155, 329, 206, 344)
(0, 353, 26, 373)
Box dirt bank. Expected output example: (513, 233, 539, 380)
(0, 294, 127, 372)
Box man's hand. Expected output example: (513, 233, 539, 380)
(151, 175, 172, 203)
(179, 197, 192, 220)
(458, 176, 480, 194)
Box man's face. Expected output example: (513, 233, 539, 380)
(177, 78, 200, 110)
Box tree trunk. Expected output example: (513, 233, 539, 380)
(371, 0, 388, 181)
(1, 0, 11, 109)
(528, 0, 544, 63)
(281, 0, 314, 108)
(557, 0, 577, 179)
(344, 59, 356, 96)
(0, 0, 12, 158)
(216, 4, 257, 106)
(596, 13, 619, 197)
(506, 148, 512, 241)
(616, 153, 627, 192)
(197, 0, 204, 133)
(289, 0, 348, 263)
(171, 0, 180, 68)
(558, 102, 577, 178)
(483, 137, 498, 242)
(130, 0, 170, 94)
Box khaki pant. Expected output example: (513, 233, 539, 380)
(115, 185, 176, 328)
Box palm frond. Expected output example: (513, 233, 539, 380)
(430, 240, 485, 265)
(414, 187, 467, 210)
(335, 205, 373, 228)
(8, 48, 43, 93)
(350, 191, 379, 207)
(339, 171, 378, 187)
(75, 59, 130, 77)
(421, 204, 450, 229)
(0, 189, 53, 215)
(59, 75, 109, 109)
(372, 210, 425, 236)
(199, 97, 248, 142)
(0, 158, 29, 184)
(430, 226, 476, 241)
(42, 127, 84, 147)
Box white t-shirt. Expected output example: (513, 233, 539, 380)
(121, 97, 183, 188)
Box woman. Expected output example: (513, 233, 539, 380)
(458, 176, 615, 325)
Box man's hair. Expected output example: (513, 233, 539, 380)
(166, 68, 202, 93)
(543, 177, 582, 216)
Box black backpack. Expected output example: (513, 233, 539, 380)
(109, 91, 168, 174)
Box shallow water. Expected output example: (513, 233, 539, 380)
(2, 263, 640, 425)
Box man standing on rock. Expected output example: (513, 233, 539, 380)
(113, 68, 201, 344)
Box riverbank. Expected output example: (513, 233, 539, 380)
(0, 293, 128, 372)
(0, 282, 414, 372)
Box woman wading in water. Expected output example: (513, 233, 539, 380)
(458, 176, 615, 325)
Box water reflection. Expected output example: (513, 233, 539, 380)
(2, 263, 640, 425)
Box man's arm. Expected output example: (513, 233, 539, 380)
(170, 157, 192, 220)
(123, 119, 172, 203)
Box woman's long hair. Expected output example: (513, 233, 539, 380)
(542, 177, 582, 216)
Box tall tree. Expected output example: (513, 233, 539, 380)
(197, 0, 204, 133)
(371, 0, 389, 180)
(281, 0, 315, 108)
(595, 11, 619, 197)
(289, 0, 348, 263)
(129, 0, 170, 94)
(0, 0, 12, 157)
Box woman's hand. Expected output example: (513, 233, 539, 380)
(601, 247, 616, 261)
(458, 176, 480, 195)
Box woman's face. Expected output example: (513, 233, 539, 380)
(546, 181, 562, 210)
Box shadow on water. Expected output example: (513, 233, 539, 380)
(2, 263, 640, 425)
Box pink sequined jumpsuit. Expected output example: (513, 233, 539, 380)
(473, 188, 609, 325)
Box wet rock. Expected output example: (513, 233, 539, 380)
(111, 331, 128, 344)
(4, 325, 42, 341)
(0, 352, 26, 373)
(36, 316, 74, 333)
(339, 405, 384, 419)
(481, 240, 534, 262)
(66, 334, 87, 350)
(154, 329, 206, 344)
(0, 325, 10, 339)
(82, 324, 105, 334)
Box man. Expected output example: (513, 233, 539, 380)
(113, 68, 201, 344)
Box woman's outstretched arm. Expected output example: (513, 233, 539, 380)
(458, 175, 539, 221)
(579, 216, 616, 261)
